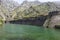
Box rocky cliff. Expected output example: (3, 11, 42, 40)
(1, 0, 60, 27)
(1, 0, 19, 12)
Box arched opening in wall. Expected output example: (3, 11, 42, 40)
(55, 25, 60, 29)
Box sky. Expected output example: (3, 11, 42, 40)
(14, 0, 60, 4)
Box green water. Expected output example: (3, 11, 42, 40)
(0, 24, 60, 40)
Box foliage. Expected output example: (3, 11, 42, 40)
(0, 18, 3, 26)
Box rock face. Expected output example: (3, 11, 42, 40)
(11, 2, 60, 20)
(21, 0, 41, 7)
(1, 0, 19, 12)
(49, 15, 60, 28)
(1, 0, 60, 27)
(0, 0, 19, 21)
(44, 11, 60, 28)
(9, 15, 47, 26)
(11, 3, 49, 20)
(0, 4, 8, 21)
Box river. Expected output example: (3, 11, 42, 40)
(0, 24, 60, 40)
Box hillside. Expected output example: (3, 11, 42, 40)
(11, 2, 56, 20)
(0, 4, 9, 20)
(1, 0, 19, 12)
(1, 0, 60, 22)
(0, 0, 19, 21)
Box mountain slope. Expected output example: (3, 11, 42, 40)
(11, 3, 49, 19)
(1, 0, 19, 12)
(11, 2, 60, 20)
(0, 0, 19, 21)
(0, 4, 9, 21)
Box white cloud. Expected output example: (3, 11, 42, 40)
(39, 0, 60, 2)
(13, 0, 24, 4)
(13, 0, 60, 4)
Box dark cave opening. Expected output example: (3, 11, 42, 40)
(55, 25, 60, 29)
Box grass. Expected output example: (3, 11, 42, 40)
(0, 24, 60, 40)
